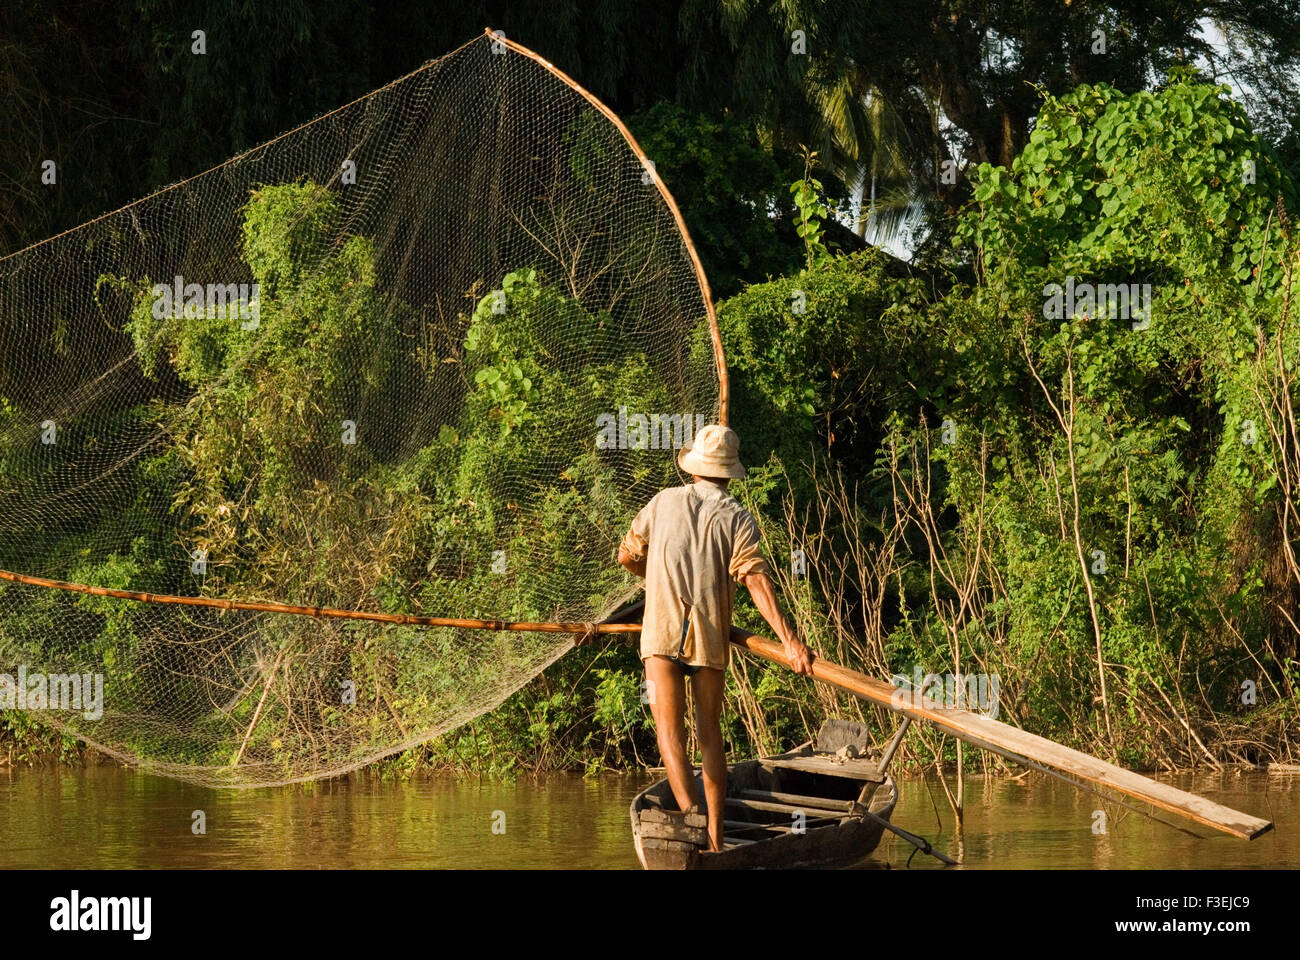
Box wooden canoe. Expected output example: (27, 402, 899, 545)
(630, 719, 898, 869)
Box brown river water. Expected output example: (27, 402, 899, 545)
(0, 764, 1296, 869)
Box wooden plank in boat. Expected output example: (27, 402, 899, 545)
(724, 818, 839, 834)
(725, 795, 851, 818)
(638, 807, 707, 828)
(641, 836, 695, 850)
(722, 819, 785, 833)
(637, 819, 709, 844)
(761, 753, 885, 781)
(740, 788, 852, 813)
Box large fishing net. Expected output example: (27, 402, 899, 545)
(0, 31, 723, 786)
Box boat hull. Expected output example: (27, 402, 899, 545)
(630, 719, 899, 870)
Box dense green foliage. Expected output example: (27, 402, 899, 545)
(722, 77, 1300, 768)
(626, 103, 801, 298)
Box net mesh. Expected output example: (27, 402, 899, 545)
(0, 31, 721, 786)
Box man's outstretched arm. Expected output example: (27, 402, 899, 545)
(741, 570, 813, 676)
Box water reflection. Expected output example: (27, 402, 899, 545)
(0, 765, 1293, 869)
(881, 768, 1299, 869)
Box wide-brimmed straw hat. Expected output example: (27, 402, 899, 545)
(678, 423, 746, 479)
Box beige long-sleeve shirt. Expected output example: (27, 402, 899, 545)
(619, 480, 769, 670)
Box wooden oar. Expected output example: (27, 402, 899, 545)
(727, 626, 1274, 841)
(731, 788, 958, 865)
(859, 809, 959, 866)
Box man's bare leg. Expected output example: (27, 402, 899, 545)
(644, 655, 699, 815)
(691, 666, 727, 852)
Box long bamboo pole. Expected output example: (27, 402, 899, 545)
(726, 626, 1273, 841)
(0, 568, 639, 635)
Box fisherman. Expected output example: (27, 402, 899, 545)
(615, 423, 813, 853)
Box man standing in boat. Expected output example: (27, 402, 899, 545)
(615, 423, 813, 853)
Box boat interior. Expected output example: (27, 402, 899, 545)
(637, 719, 896, 850)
